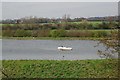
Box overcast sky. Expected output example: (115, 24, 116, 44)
(2, 2, 118, 19)
(1, 0, 119, 2)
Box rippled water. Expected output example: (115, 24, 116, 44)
(2, 39, 107, 60)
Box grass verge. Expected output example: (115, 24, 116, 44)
(2, 59, 118, 78)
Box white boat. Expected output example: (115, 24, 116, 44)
(58, 46, 72, 51)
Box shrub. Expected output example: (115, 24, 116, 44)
(14, 30, 31, 37)
(66, 30, 93, 37)
(92, 31, 108, 37)
(50, 29, 66, 37)
(2, 30, 15, 37)
(37, 30, 50, 37)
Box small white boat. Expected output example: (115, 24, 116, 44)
(58, 46, 72, 51)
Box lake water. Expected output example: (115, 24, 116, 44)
(2, 39, 107, 60)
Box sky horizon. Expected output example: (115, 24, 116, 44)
(2, 2, 118, 20)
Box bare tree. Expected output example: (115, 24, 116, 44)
(97, 16, 119, 59)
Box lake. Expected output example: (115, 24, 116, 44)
(2, 39, 107, 60)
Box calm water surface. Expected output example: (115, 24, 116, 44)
(2, 39, 107, 60)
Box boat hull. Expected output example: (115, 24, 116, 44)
(58, 47, 72, 51)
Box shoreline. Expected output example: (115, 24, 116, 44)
(2, 37, 104, 40)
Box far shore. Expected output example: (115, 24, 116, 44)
(2, 37, 104, 40)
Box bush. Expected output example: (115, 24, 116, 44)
(66, 30, 93, 37)
(14, 30, 31, 37)
(92, 31, 108, 37)
(2, 30, 15, 37)
(50, 29, 66, 37)
(37, 30, 50, 37)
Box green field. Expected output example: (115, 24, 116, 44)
(72, 21, 103, 26)
(0, 21, 103, 25)
(1, 21, 118, 28)
(2, 59, 118, 78)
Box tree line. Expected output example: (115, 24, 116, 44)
(2, 21, 118, 30)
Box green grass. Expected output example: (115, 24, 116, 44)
(0, 60, 2, 79)
(2, 37, 103, 40)
(2, 59, 118, 78)
(0, 21, 103, 25)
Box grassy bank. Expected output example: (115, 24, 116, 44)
(2, 59, 118, 78)
(2, 37, 103, 40)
